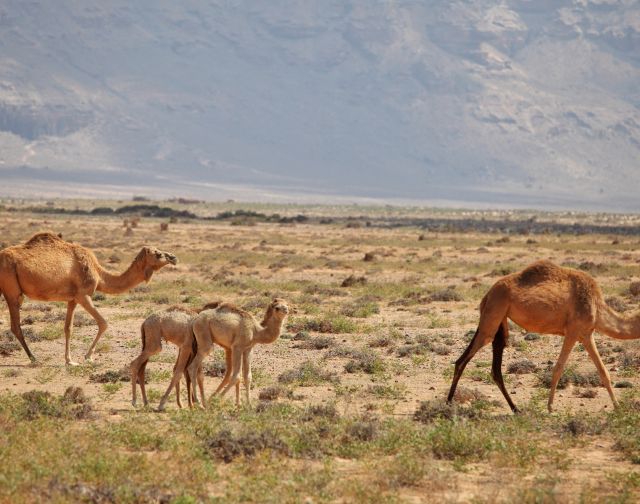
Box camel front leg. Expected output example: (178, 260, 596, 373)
(213, 348, 233, 395)
(184, 369, 192, 408)
(188, 352, 208, 408)
(5, 294, 36, 362)
(581, 333, 618, 409)
(187, 342, 212, 408)
(64, 301, 78, 366)
(548, 335, 577, 413)
(242, 349, 252, 406)
(220, 349, 243, 404)
(195, 364, 204, 406)
(76, 294, 108, 362)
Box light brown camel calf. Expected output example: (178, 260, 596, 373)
(130, 302, 222, 410)
(130, 307, 195, 410)
(0, 232, 177, 365)
(447, 260, 640, 413)
(187, 298, 289, 407)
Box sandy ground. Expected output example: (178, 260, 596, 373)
(1, 209, 639, 501)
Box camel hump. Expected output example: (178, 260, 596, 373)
(516, 260, 560, 287)
(218, 303, 250, 317)
(199, 301, 223, 312)
(203, 302, 250, 318)
(166, 305, 197, 314)
(24, 232, 65, 247)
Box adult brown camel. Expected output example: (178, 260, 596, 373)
(0, 232, 177, 365)
(447, 260, 639, 413)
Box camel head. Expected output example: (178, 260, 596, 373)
(262, 298, 289, 324)
(136, 246, 178, 282)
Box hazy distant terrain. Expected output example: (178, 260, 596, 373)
(0, 1, 638, 209)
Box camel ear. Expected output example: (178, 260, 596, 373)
(144, 266, 154, 282)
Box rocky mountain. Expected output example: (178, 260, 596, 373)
(0, 1, 638, 209)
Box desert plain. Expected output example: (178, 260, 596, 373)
(0, 198, 639, 503)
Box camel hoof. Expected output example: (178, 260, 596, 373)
(66, 360, 80, 367)
(84, 354, 95, 362)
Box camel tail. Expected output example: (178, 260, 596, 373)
(140, 323, 147, 351)
(595, 302, 640, 340)
(185, 323, 199, 369)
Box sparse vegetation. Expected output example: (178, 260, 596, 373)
(1, 202, 640, 502)
(508, 359, 538, 374)
(287, 314, 359, 334)
(278, 361, 339, 386)
(537, 365, 602, 389)
(344, 351, 386, 375)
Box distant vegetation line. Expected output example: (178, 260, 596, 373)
(3, 203, 640, 236)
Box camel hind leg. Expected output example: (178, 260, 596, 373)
(2, 283, 35, 361)
(447, 327, 494, 403)
(491, 319, 519, 413)
(76, 294, 108, 362)
(130, 323, 161, 407)
(447, 293, 507, 404)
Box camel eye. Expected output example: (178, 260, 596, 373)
(155, 252, 162, 258)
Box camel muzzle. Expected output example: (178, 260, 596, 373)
(166, 254, 178, 265)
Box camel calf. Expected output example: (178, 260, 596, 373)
(130, 302, 223, 410)
(188, 298, 289, 407)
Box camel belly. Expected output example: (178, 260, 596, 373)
(16, 263, 92, 301)
(507, 303, 567, 336)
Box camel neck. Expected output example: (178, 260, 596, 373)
(97, 260, 145, 294)
(596, 304, 640, 340)
(256, 317, 284, 344)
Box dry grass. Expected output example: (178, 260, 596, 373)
(1, 201, 640, 502)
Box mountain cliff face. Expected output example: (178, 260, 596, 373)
(0, 1, 638, 209)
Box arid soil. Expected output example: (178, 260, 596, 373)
(1, 203, 639, 502)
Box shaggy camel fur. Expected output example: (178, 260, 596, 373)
(188, 298, 289, 407)
(447, 260, 640, 413)
(130, 302, 221, 411)
(0, 232, 177, 364)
